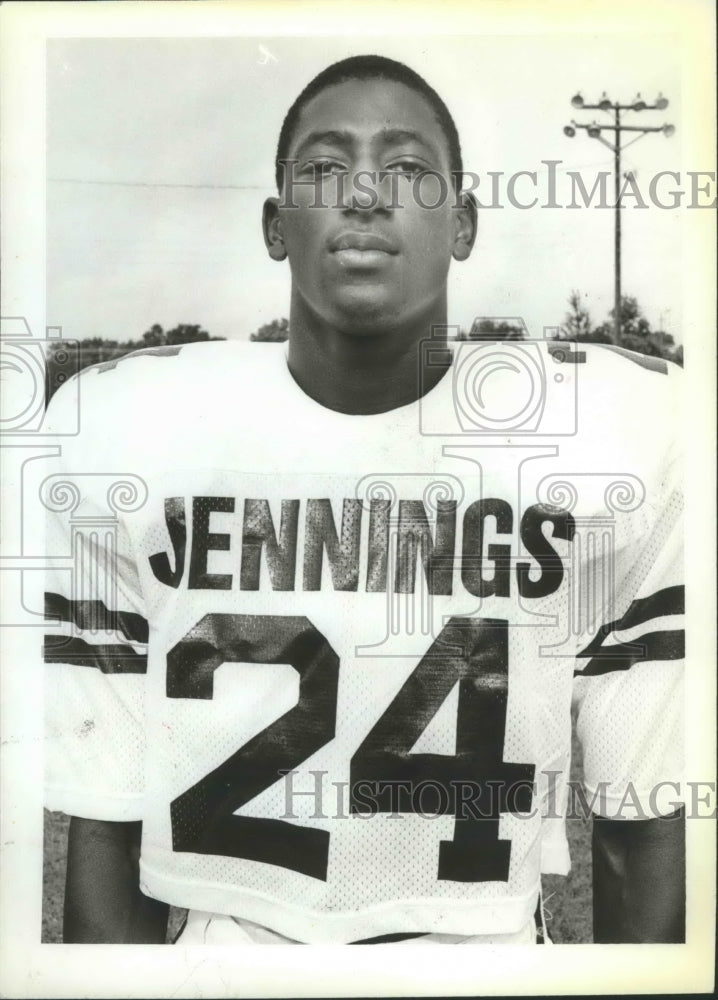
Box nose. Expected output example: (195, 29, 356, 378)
(343, 168, 394, 214)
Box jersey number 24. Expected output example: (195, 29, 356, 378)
(167, 614, 535, 883)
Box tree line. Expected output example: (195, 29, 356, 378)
(248, 297, 683, 365)
(44, 297, 682, 403)
(557, 291, 682, 366)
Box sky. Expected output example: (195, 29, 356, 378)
(46, 32, 687, 344)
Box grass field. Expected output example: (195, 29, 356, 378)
(42, 735, 593, 944)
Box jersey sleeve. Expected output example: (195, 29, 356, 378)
(43, 382, 148, 821)
(571, 367, 684, 821)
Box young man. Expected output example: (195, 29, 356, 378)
(44, 55, 685, 945)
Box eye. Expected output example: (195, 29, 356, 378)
(304, 159, 348, 179)
(385, 160, 426, 177)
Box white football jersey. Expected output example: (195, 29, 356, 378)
(42, 339, 684, 942)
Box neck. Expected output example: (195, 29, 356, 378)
(286, 295, 452, 415)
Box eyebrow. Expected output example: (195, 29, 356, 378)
(379, 129, 432, 148)
(293, 130, 354, 158)
(293, 128, 438, 160)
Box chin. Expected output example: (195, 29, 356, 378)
(329, 292, 404, 337)
(333, 313, 401, 339)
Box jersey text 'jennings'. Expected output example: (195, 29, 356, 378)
(149, 495, 576, 598)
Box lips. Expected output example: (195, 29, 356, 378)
(329, 231, 399, 254)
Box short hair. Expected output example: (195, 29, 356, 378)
(275, 54, 463, 191)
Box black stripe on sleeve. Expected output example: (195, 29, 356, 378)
(576, 585, 684, 667)
(44, 592, 149, 644)
(350, 932, 429, 944)
(615, 585, 684, 632)
(43, 635, 148, 674)
(574, 629, 684, 677)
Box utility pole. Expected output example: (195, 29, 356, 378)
(563, 92, 674, 342)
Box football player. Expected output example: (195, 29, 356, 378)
(44, 55, 685, 945)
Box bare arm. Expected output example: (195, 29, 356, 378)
(592, 807, 685, 943)
(64, 817, 169, 943)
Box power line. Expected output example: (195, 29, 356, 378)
(563, 91, 674, 341)
(48, 178, 266, 190)
(48, 161, 637, 190)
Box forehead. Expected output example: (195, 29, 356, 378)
(289, 77, 449, 161)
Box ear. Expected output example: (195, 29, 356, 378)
(262, 197, 287, 262)
(451, 190, 478, 262)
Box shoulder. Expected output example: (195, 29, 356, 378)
(44, 340, 288, 459)
(581, 348, 683, 503)
(562, 341, 682, 390)
(555, 341, 682, 433)
(72, 339, 280, 386)
(49, 340, 284, 414)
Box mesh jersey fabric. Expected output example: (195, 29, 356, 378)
(42, 339, 684, 943)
